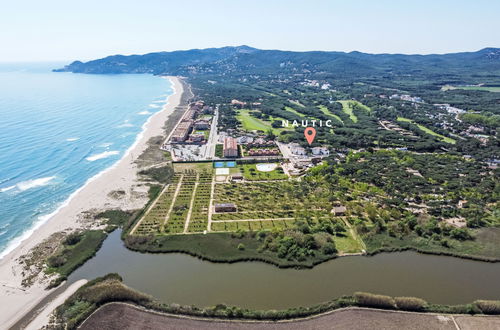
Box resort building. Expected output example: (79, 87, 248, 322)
(189, 132, 205, 143)
(183, 109, 197, 120)
(214, 203, 237, 212)
(247, 148, 280, 156)
(194, 119, 210, 130)
(170, 120, 193, 142)
(223, 137, 238, 158)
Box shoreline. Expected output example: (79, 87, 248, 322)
(0, 76, 176, 261)
(0, 76, 184, 329)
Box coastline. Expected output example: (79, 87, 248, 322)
(0, 76, 184, 329)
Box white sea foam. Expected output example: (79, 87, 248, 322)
(0, 77, 177, 261)
(138, 110, 152, 115)
(117, 120, 134, 128)
(86, 151, 120, 162)
(66, 137, 79, 142)
(98, 142, 113, 148)
(149, 104, 160, 108)
(0, 176, 56, 193)
(0, 186, 15, 193)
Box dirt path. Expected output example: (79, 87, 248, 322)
(161, 174, 184, 231)
(80, 303, 500, 330)
(342, 217, 366, 252)
(183, 173, 200, 233)
(207, 176, 216, 232)
(25, 279, 88, 330)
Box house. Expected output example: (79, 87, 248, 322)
(183, 109, 196, 120)
(290, 143, 307, 156)
(231, 99, 246, 108)
(214, 203, 237, 212)
(223, 137, 238, 158)
(331, 205, 347, 216)
(311, 147, 329, 156)
(231, 174, 243, 181)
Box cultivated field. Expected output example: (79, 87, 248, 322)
(131, 162, 364, 254)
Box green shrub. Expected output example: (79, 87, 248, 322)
(238, 243, 245, 250)
(47, 255, 67, 268)
(395, 296, 427, 311)
(64, 232, 83, 246)
(354, 292, 396, 309)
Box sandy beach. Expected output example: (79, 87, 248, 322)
(0, 76, 184, 329)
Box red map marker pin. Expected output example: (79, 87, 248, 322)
(304, 127, 316, 145)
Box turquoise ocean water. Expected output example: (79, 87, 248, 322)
(0, 63, 172, 257)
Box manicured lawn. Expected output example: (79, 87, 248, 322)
(284, 106, 306, 118)
(338, 100, 371, 123)
(318, 105, 344, 124)
(442, 85, 500, 92)
(238, 163, 288, 181)
(236, 109, 290, 134)
(194, 130, 209, 139)
(397, 117, 456, 144)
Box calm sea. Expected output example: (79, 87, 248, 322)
(0, 63, 172, 257)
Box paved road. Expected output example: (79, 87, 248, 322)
(203, 110, 219, 159)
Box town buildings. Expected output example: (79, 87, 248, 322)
(223, 137, 238, 157)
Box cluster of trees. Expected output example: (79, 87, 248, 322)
(256, 218, 346, 261)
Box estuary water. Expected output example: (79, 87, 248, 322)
(68, 230, 500, 309)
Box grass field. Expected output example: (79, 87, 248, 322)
(338, 100, 371, 123)
(284, 106, 306, 118)
(236, 109, 290, 134)
(397, 117, 456, 144)
(318, 105, 344, 124)
(442, 85, 500, 93)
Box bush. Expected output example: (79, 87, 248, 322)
(450, 227, 473, 241)
(395, 296, 427, 311)
(47, 255, 67, 268)
(238, 243, 245, 250)
(322, 242, 337, 255)
(475, 300, 500, 314)
(64, 232, 82, 246)
(354, 292, 396, 309)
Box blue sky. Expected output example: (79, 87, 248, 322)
(1, 0, 499, 61)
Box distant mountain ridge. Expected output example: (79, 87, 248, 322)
(54, 46, 500, 77)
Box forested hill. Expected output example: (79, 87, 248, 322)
(55, 46, 500, 79)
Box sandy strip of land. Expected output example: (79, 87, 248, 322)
(25, 279, 88, 330)
(80, 303, 500, 330)
(0, 76, 183, 329)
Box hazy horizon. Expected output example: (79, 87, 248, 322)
(1, 0, 499, 62)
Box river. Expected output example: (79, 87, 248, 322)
(67, 230, 500, 310)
